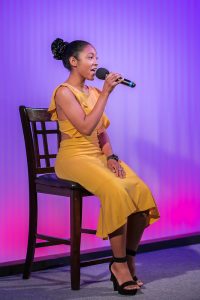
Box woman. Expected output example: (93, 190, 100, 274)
(48, 38, 160, 295)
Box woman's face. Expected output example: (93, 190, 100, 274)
(73, 44, 99, 80)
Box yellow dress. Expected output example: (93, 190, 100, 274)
(48, 82, 160, 240)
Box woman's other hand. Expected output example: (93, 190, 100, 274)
(107, 159, 126, 178)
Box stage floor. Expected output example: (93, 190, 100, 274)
(0, 243, 200, 299)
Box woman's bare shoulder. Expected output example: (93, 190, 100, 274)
(55, 85, 75, 105)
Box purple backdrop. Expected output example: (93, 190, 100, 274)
(1, 0, 200, 264)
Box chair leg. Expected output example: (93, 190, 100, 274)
(23, 187, 38, 279)
(70, 190, 82, 290)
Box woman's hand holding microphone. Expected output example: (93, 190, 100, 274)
(102, 72, 124, 95)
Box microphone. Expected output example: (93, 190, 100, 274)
(96, 68, 136, 88)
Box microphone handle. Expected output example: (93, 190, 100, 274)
(121, 78, 136, 88)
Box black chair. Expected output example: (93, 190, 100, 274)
(19, 106, 111, 290)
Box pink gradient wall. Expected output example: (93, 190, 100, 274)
(1, 0, 200, 263)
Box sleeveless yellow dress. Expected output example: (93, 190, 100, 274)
(48, 83, 160, 240)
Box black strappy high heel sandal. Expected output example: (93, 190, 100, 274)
(109, 256, 139, 295)
(126, 248, 144, 287)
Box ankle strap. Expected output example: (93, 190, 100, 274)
(112, 256, 127, 263)
(126, 248, 137, 256)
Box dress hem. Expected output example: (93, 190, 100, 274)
(96, 206, 160, 240)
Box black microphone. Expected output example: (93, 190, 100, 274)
(96, 68, 136, 88)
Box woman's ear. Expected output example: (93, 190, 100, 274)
(69, 56, 78, 68)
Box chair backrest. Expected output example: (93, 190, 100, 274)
(19, 106, 61, 179)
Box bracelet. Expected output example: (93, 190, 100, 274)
(107, 154, 119, 162)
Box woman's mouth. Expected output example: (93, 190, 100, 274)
(90, 68, 97, 75)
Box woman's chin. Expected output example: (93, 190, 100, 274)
(86, 75, 95, 81)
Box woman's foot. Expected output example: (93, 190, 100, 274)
(110, 261, 140, 291)
(127, 255, 144, 287)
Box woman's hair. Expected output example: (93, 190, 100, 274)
(51, 38, 91, 70)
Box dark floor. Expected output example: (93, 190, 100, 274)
(0, 244, 200, 299)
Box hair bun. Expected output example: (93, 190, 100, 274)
(51, 38, 69, 60)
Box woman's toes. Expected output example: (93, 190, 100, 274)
(133, 276, 144, 286)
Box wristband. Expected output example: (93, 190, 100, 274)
(107, 154, 119, 162)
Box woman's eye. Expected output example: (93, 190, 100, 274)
(87, 55, 98, 60)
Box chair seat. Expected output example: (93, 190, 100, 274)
(35, 173, 85, 190)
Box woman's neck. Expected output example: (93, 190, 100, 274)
(65, 73, 86, 91)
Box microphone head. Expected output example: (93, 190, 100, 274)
(96, 68, 109, 80)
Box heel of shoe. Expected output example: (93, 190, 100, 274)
(112, 280, 118, 291)
(110, 268, 118, 291)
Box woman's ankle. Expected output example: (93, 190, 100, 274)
(127, 257, 135, 273)
(112, 261, 128, 270)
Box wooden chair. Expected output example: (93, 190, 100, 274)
(19, 106, 111, 290)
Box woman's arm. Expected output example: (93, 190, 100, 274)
(98, 129, 113, 156)
(55, 87, 109, 135)
(55, 73, 123, 136)
(98, 129, 126, 178)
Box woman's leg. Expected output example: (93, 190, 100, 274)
(126, 210, 149, 282)
(108, 224, 140, 290)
